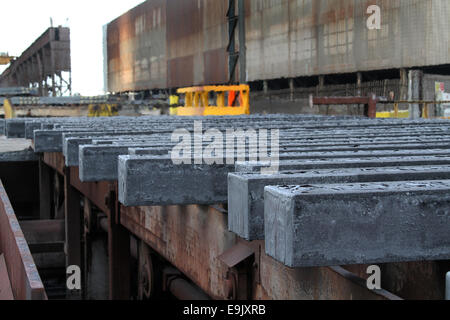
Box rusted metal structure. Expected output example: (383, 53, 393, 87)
(0, 180, 47, 300)
(311, 95, 378, 118)
(106, 0, 230, 92)
(0, 27, 71, 97)
(105, 0, 450, 97)
(2, 115, 450, 300)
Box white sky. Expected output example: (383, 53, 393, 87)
(0, 0, 144, 96)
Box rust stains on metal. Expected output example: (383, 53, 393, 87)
(218, 242, 254, 268)
(107, 0, 229, 92)
(0, 27, 71, 96)
(120, 204, 234, 299)
(380, 261, 450, 300)
(168, 56, 195, 89)
(0, 179, 46, 300)
(166, 0, 228, 87)
(166, 0, 202, 42)
(107, 0, 167, 92)
(0, 254, 14, 300)
(120, 201, 403, 300)
(69, 167, 113, 216)
(107, 0, 450, 92)
(204, 48, 229, 85)
(43, 152, 65, 175)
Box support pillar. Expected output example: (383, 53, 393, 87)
(107, 184, 130, 300)
(39, 158, 52, 220)
(408, 70, 423, 120)
(64, 167, 82, 299)
(238, 0, 246, 84)
(400, 68, 408, 100)
(289, 78, 295, 101)
(357, 72, 362, 96)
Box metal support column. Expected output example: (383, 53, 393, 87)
(39, 158, 53, 220)
(227, 0, 239, 83)
(107, 184, 130, 300)
(64, 167, 82, 299)
(238, 0, 246, 84)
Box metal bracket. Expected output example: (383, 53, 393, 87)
(218, 242, 255, 300)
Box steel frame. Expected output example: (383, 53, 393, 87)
(0, 27, 71, 97)
(39, 151, 422, 300)
(311, 96, 378, 118)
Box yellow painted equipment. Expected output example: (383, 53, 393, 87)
(0, 55, 14, 65)
(376, 110, 410, 118)
(88, 104, 119, 117)
(3, 99, 15, 119)
(0, 52, 15, 65)
(376, 100, 450, 119)
(171, 85, 250, 116)
(169, 95, 179, 106)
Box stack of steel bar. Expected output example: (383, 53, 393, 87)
(4, 115, 450, 269)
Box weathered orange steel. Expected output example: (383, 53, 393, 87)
(0, 179, 47, 300)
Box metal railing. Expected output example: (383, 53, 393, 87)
(378, 100, 450, 119)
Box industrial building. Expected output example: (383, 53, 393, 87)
(105, 0, 450, 114)
(0, 27, 71, 97)
(0, 0, 450, 303)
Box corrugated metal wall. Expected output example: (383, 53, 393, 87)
(107, 0, 450, 93)
(166, 0, 229, 88)
(107, 0, 167, 92)
(245, 0, 450, 81)
(107, 0, 228, 92)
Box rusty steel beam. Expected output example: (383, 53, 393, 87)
(43, 153, 110, 213)
(43, 153, 131, 300)
(121, 205, 232, 300)
(0, 254, 14, 299)
(107, 184, 131, 300)
(43, 152, 65, 175)
(0, 179, 47, 300)
(120, 204, 401, 300)
(39, 159, 53, 220)
(328, 267, 402, 300)
(64, 167, 82, 267)
(70, 167, 112, 215)
(20, 220, 65, 243)
(20, 220, 65, 256)
(0, 27, 71, 96)
(64, 167, 82, 299)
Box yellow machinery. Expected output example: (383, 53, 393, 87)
(376, 100, 450, 119)
(88, 104, 119, 117)
(3, 99, 15, 119)
(171, 85, 250, 116)
(0, 53, 14, 65)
